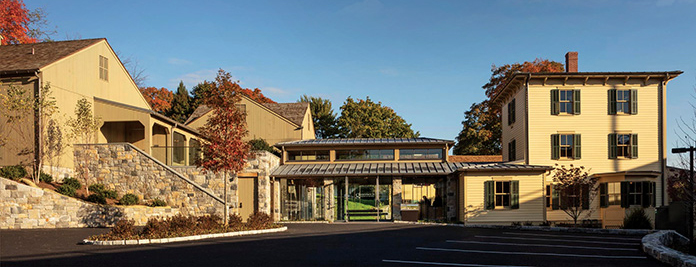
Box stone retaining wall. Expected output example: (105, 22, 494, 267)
(0, 178, 179, 229)
(74, 144, 226, 216)
(642, 230, 696, 267)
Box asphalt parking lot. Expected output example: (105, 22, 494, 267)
(0, 223, 664, 267)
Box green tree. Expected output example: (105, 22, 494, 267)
(338, 96, 419, 138)
(454, 59, 564, 155)
(0, 82, 57, 183)
(453, 101, 500, 155)
(67, 98, 102, 144)
(298, 95, 340, 139)
(168, 81, 192, 123)
(190, 81, 213, 112)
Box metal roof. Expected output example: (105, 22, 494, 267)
(270, 162, 551, 177)
(275, 138, 455, 147)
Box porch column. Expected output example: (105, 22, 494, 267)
(446, 175, 457, 221)
(324, 178, 334, 222)
(392, 177, 402, 221)
(345, 176, 349, 222)
(257, 170, 271, 215)
(272, 178, 281, 221)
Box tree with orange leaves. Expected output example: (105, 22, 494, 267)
(139, 87, 173, 114)
(454, 59, 563, 155)
(0, 0, 52, 45)
(197, 69, 250, 224)
(241, 88, 275, 104)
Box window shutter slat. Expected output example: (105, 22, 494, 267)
(552, 185, 560, 210)
(551, 134, 560, 160)
(631, 134, 638, 159)
(599, 183, 608, 208)
(574, 134, 581, 159)
(511, 180, 519, 209)
(484, 181, 494, 210)
(630, 89, 638, 115)
(652, 182, 656, 207)
(573, 90, 581, 115)
(641, 181, 650, 208)
(551, 90, 559, 115)
(608, 134, 617, 159)
(620, 181, 629, 208)
(608, 89, 617, 115)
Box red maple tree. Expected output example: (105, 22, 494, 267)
(241, 88, 275, 104)
(197, 69, 250, 224)
(139, 87, 173, 113)
(0, 0, 37, 45)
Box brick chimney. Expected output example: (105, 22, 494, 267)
(565, 52, 578, 72)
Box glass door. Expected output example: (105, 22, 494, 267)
(335, 177, 392, 221)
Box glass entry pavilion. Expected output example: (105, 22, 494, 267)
(272, 162, 469, 222)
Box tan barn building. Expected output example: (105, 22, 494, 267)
(495, 52, 682, 227)
(0, 39, 202, 180)
(185, 97, 315, 146)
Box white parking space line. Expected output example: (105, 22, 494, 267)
(446, 240, 638, 251)
(475, 235, 639, 246)
(416, 247, 647, 259)
(502, 232, 643, 241)
(382, 259, 536, 267)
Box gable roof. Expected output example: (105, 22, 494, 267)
(276, 137, 455, 147)
(184, 95, 309, 127)
(0, 39, 104, 73)
(261, 102, 309, 126)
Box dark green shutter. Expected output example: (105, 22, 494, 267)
(631, 134, 638, 159)
(630, 89, 638, 115)
(551, 89, 559, 115)
(641, 181, 651, 208)
(507, 102, 512, 125)
(599, 183, 608, 208)
(573, 90, 581, 115)
(484, 181, 494, 210)
(652, 182, 656, 207)
(574, 134, 581, 159)
(582, 184, 590, 210)
(551, 185, 560, 210)
(511, 180, 519, 209)
(551, 134, 560, 160)
(620, 181, 629, 208)
(608, 133, 617, 159)
(608, 89, 617, 115)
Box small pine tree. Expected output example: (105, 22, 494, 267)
(168, 81, 192, 123)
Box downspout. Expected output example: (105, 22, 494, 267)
(660, 74, 668, 206)
(525, 74, 531, 165)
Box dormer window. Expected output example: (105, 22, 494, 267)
(99, 55, 109, 81)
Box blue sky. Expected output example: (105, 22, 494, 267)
(27, 0, 696, 162)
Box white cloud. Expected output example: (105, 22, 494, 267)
(167, 58, 192, 65)
(171, 69, 217, 88)
(263, 87, 290, 96)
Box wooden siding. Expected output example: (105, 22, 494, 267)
(502, 85, 527, 162)
(187, 97, 308, 146)
(459, 171, 545, 224)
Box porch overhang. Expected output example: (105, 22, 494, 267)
(270, 162, 471, 178)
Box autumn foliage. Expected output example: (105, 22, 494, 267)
(139, 87, 173, 113)
(197, 69, 250, 174)
(241, 88, 275, 104)
(0, 0, 37, 44)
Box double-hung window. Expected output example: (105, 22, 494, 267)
(551, 134, 581, 160)
(599, 182, 621, 207)
(608, 133, 638, 159)
(600, 181, 655, 208)
(608, 89, 637, 115)
(551, 89, 580, 115)
(484, 180, 519, 210)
